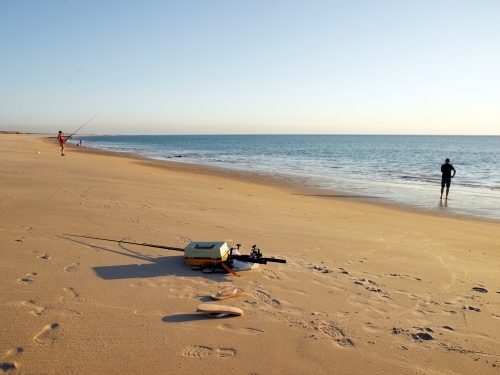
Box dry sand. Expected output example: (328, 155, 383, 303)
(1, 134, 499, 375)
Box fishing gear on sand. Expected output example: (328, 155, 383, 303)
(63, 234, 286, 276)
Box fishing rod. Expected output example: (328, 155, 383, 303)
(63, 234, 184, 252)
(63, 234, 286, 263)
(67, 111, 102, 139)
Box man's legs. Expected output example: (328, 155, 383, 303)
(441, 179, 451, 199)
(61, 144, 65, 156)
(444, 179, 451, 199)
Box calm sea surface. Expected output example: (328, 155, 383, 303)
(75, 135, 500, 220)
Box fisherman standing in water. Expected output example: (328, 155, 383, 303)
(57, 131, 67, 156)
(440, 158, 456, 199)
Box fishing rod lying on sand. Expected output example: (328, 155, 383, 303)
(64, 234, 286, 276)
(67, 112, 102, 139)
(64, 234, 184, 251)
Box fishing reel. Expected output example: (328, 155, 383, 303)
(229, 244, 262, 259)
(249, 245, 263, 260)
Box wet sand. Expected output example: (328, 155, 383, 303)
(1, 134, 499, 374)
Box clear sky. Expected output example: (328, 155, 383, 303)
(1, 1, 499, 135)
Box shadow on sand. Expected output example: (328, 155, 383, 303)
(162, 313, 238, 323)
(58, 235, 231, 282)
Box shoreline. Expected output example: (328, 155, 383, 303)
(62, 135, 500, 225)
(2, 134, 499, 375)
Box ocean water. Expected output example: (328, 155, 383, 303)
(74, 135, 500, 220)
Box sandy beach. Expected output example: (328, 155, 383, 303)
(1, 134, 499, 375)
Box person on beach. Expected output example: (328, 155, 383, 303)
(57, 131, 67, 156)
(440, 158, 456, 199)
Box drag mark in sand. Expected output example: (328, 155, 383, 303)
(218, 324, 265, 335)
(387, 273, 422, 281)
(440, 343, 500, 359)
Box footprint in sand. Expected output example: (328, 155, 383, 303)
(261, 269, 281, 280)
(311, 265, 333, 273)
(34, 324, 59, 346)
(22, 300, 48, 316)
(412, 332, 434, 341)
(39, 254, 50, 260)
(61, 287, 80, 301)
(253, 290, 281, 308)
(18, 273, 37, 284)
(354, 278, 383, 293)
(181, 346, 236, 359)
(2, 347, 23, 371)
(306, 320, 354, 347)
(0, 362, 18, 372)
(181, 346, 213, 358)
(472, 286, 488, 293)
(216, 348, 236, 358)
(5, 347, 24, 356)
(465, 306, 481, 312)
(64, 263, 79, 272)
(14, 237, 25, 243)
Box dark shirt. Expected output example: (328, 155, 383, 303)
(441, 163, 455, 179)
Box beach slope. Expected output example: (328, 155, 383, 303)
(1, 134, 499, 374)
